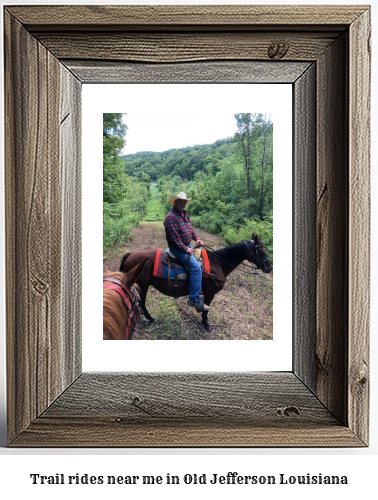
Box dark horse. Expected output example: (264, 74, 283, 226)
(103, 258, 148, 340)
(119, 234, 271, 332)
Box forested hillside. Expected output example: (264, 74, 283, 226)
(121, 137, 234, 182)
(103, 113, 151, 251)
(120, 113, 273, 258)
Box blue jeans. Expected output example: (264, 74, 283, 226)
(169, 245, 202, 303)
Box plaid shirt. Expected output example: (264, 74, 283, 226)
(164, 208, 199, 252)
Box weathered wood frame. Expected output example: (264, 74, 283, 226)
(4, 5, 370, 447)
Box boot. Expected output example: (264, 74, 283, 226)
(187, 296, 209, 312)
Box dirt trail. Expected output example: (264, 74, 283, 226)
(103, 221, 273, 340)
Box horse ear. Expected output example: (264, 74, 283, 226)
(125, 257, 149, 288)
(251, 233, 255, 241)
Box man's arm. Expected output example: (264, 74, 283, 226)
(188, 216, 203, 247)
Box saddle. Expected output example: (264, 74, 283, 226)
(162, 250, 189, 281)
(153, 248, 212, 298)
(163, 247, 203, 274)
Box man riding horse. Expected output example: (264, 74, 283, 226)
(120, 193, 271, 332)
(164, 192, 209, 313)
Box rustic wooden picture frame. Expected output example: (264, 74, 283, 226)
(4, 5, 370, 447)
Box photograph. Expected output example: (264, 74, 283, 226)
(103, 112, 273, 340)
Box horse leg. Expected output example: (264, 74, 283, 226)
(202, 309, 210, 331)
(137, 286, 155, 324)
(202, 293, 214, 332)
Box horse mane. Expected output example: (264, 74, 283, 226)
(103, 272, 128, 340)
(211, 241, 247, 269)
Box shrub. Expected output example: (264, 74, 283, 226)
(103, 214, 131, 252)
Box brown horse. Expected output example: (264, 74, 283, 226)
(103, 258, 148, 340)
(120, 234, 271, 332)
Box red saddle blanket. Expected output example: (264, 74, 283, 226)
(153, 248, 211, 279)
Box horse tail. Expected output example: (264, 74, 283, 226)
(120, 253, 131, 271)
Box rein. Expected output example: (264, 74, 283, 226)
(203, 242, 269, 273)
(103, 277, 140, 340)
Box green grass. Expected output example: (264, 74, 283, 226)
(137, 292, 185, 340)
(144, 184, 166, 222)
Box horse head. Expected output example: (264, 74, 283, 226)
(103, 257, 149, 340)
(248, 233, 272, 273)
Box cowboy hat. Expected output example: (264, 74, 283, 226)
(169, 191, 191, 206)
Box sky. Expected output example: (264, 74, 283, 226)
(84, 82, 283, 156)
(121, 112, 240, 155)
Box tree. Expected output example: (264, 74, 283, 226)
(234, 113, 258, 200)
(234, 113, 273, 219)
(103, 113, 128, 204)
(103, 113, 127, 154)
(256, 116, 273, 219)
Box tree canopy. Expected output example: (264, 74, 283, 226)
(103, 113, 150, 251)
(104, 113, 273, 258)
(103, 113, 128, 204)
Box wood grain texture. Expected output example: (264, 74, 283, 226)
(60, 69, 82, 387)
(65, 60, 312, 84)
(5, 12, 62, 442)
(4, 5, 370, 447)
(4, 11, 81, 443)
(316, 34, 348, 426)
(348, 8, 371, 445)
(293, 64, 317, 390)
(34, 32, 339, 63)
(7, 5, 367, 29)
(11, 373, 363, 447)
(41, 373, 335, 422)
(11, 420, 363, 448)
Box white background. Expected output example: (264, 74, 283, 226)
(83, 83, 292, 371)
(0, 0, 377, 498)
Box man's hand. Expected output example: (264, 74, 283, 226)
(196, 239, 204, 247)
(187, 247, 194, 255)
